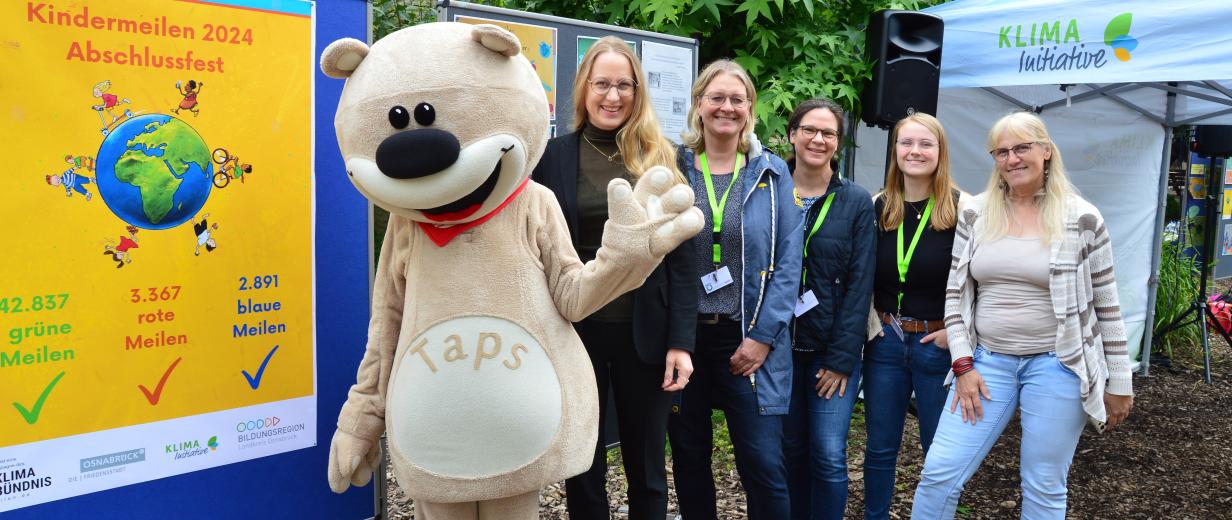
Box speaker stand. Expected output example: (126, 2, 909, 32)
(880, 123, 893, 187)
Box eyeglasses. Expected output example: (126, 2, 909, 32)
(589, 79, 637, 97)
(989, 142, 1039, 162)
(701, 94, 748, 109)
(897, 139, 937, 152)
(796, 125, 840, 142)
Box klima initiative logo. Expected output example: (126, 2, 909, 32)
(207, 436, 219, 451)
(1104, 13, 1136, 62)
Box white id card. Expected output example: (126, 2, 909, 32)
(889, 314, 906, 342)
(701, 266, 734, 294)
(794, 290, 819, 317)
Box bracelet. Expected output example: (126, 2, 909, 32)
(952, 356, 975, 377)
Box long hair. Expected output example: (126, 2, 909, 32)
(786, 98, 845, 174)
(680, 59, 757, 155)
(573, 37, 681, 182)
(978, 111, 1076, 244)
(879, 113, 958, 231)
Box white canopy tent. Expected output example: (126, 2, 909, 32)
(851, 0, 1232, 373)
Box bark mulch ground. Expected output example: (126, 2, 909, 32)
(385, 343, 1232, 519)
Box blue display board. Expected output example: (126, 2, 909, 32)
(3, 0, 374, 517)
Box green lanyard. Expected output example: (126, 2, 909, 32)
(896, 197, 934, 313)
(800, 192, 836, 285)
(699, 152, 744, 266)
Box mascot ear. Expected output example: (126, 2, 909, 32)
(470, 24, 521, 57)
(320, 38, 370, 79)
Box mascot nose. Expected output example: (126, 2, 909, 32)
(375, 129, 461, 179)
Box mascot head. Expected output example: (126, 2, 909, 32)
(320, 23, 549, 224)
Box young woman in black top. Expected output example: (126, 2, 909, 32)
(531, 37, 697, 520)
(862, 113, 961, 519)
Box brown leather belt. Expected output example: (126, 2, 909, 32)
(879, 311, 945, 334)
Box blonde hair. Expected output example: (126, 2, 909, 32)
(978, 111, 1076, 244)
(879, 113, 958, 231)
(573, 37, 681, 182)
(681, 60, 757, 155)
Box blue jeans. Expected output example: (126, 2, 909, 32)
(912, 345, 1087, 520)
(861, 324, 951, 519)
(783, 350, 862, 520)
(668, 320, 790, 520)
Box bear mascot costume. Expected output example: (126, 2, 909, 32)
(319, 22, 704, 519)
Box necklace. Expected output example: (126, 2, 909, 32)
(583, 134, 620, 163)
(906, 199, 927, 220)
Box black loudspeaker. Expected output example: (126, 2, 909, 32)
(1194, 125, 1232, 157)
(860, 10, 944, 128)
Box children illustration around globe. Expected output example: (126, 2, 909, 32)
(191, 213, 219, 256)
(172, 80, 203, 116)
(46, 155, 95, 201)
(91, 80, 133, 135)
(211, 147, 253, 188)
(39, 79, 240, 270)
(103, 226, 140, 268)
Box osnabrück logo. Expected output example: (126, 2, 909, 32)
(80, 448, 145, 473)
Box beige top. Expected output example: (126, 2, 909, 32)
(969, 235, 1057, 355)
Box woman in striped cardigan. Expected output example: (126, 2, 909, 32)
(911, 111, 1134, 520)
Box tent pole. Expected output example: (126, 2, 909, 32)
(1142, 86, 1178, 376)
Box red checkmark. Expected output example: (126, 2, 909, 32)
(138, 357, 183, 405)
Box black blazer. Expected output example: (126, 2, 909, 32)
(532, 131, 699, 363)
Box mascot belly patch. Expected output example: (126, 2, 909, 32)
(387, 316, 561, 477)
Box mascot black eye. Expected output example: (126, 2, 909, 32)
(414, 103, 436, 126)
(388, 106, 410, 129)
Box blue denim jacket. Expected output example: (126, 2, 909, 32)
(680, 136, 804, 415)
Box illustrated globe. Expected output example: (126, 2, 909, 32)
(95, 114, 213, 230)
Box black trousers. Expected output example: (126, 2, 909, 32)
(565, 319, 673, 520)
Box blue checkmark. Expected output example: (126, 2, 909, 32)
(242, 345, 280, 390)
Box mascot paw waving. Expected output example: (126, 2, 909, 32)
(320, 22, 701, 520)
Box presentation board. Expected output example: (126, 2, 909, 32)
(439, 1, 699, 142)
(1, 0, 373, 517)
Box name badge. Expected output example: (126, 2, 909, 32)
(794, 290, 819, 317)
(701, 266, 734, 294)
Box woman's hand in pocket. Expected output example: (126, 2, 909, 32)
(921, 329, 948, 349)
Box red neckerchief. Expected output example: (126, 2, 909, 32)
(416, 178, 530, 247)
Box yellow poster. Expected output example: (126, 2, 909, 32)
(1, 0, 315, 510)
(456, 15, 558, 119)
(1224, 189, 1232, 220)
(1190, 164, 1207, 199)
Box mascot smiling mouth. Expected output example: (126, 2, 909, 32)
(420, 156, 504, 222)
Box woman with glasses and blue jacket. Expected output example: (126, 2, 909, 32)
(667, 59, 803, 520)
(780, 98, 876, 520)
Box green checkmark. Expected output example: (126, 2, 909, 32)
(12, 371, 66, 425)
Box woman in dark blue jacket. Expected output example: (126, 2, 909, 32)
(668, 59, 803, 520)
(781, 98, 876, 520)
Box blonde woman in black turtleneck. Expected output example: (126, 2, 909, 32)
(532, 36, 696, 520)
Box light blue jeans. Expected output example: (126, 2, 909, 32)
(912, 345, 1087, 520)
